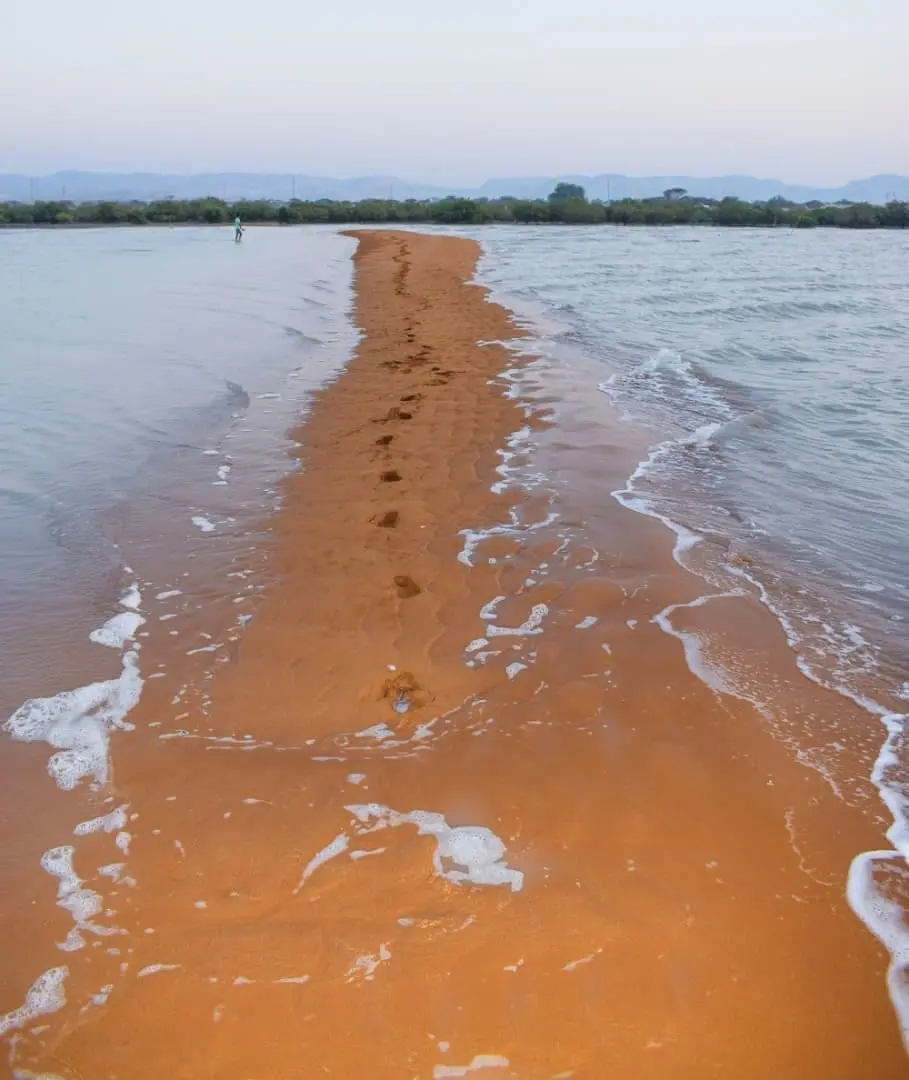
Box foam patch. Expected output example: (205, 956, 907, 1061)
(5, 650, 143, 790)
(347, 804, 523, 892)
(294, 831, 349, 892)
(90, 612, 145, 649)
(433, 1056, 510, 1078)
(0, 967, 68, 1037)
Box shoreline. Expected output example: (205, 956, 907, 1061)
(3, 230, 906, 1078)
(3, 221, 909, 231)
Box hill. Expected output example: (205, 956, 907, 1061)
(1, 171, 907, 206)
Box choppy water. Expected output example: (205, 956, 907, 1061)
(470, 226, 909, 710)
(0, 225, 355, 715)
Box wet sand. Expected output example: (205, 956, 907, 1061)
(4, 230, 906, 1079)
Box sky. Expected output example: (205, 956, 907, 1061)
(3, 0, 908, 184)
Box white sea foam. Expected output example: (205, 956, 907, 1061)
(433, 1056, 510, 1078)
(612, 442, 704, 565)
(89, 611, 145, 649)
(5, 574, 144, 791)
(294, 832, 349, 892)
(0, 967, 68, 1037)
(350, 847, 386, 860)
(486, 603, 548, 638)
(479, 596, 505, 621)
(41, 847, 104, 938)
(563, 948, 602, 972)
(679, 421, 724, 449)
(652, 593, 744, 695)
(642, 347, 690, 376)
(845, 706, 909, 1049)
(5, 650, 142, 790)
(492, 425, 534, 493)
(191, 516, 216, 533)
(59, 928, 85, 952)
(155, 589, 182, 601)
(347, 804, 523, 892)
(74, 805, 128, 836)
(98, 862, 128, 883)
(603, 347, 732, 426)
(458, 506, 559, 569)
(355, 723, 395, 741)
(345, 944, 391, 983)
(119, 585, 141, 610)
(88, 983, 114, 1009)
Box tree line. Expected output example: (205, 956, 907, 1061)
(1, 184, 907, 229)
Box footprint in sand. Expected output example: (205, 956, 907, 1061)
(372, 511, 399, 528)
(393, 575, 421, 599)
(378, 671, 430, 712)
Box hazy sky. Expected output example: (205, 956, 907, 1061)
(3, 0, 907, 183)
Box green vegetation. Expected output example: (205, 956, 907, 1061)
(2, 187, 907, 229)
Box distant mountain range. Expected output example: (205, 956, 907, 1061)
(1, 170, 908, 205)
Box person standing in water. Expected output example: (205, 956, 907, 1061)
(234, 214, 243, 242)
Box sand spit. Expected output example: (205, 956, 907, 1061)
(4, 232, 904, 1079)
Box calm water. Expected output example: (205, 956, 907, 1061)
(0, 225, 355, 715)
(470, 226, 909, 710)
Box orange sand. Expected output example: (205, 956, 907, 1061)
(3, 231, 905, 1079)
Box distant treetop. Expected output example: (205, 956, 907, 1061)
(549, 183, 587, 202)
